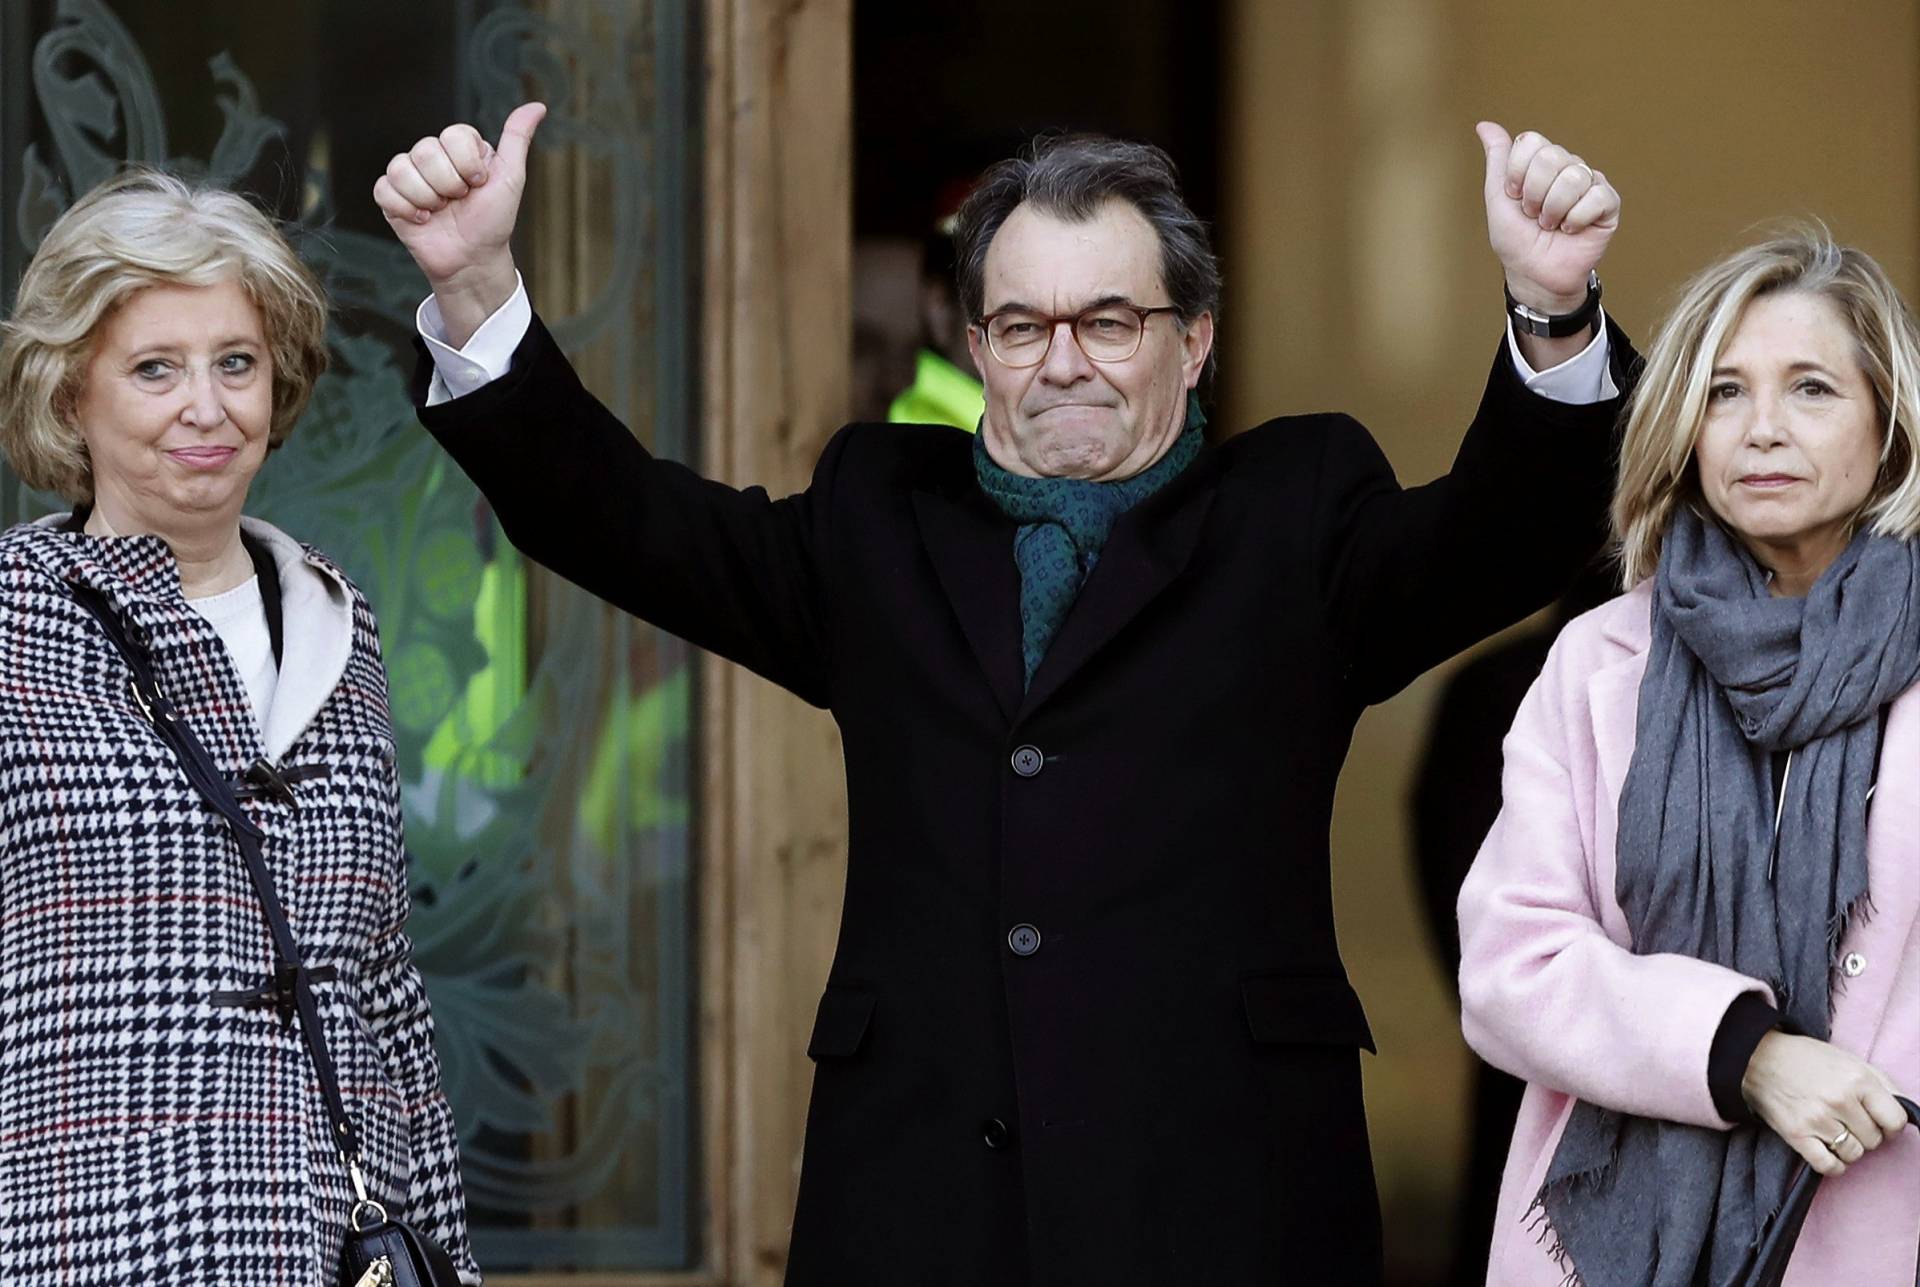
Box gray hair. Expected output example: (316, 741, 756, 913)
(954, 134, 1221, 376)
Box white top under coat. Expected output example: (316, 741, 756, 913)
(186, 574, 277, 730)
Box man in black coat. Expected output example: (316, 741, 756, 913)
(376, 104, 1630, 1284)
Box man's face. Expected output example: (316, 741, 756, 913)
(968, 199, 1212, 481)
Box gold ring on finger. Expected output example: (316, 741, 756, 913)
(1828, 1125, 1853, 1150)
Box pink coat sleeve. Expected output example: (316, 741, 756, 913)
(1456, 617, 1775, 1131)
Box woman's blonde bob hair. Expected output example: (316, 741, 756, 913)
(0, 167, 329, 503)
(1613, 228, 1920, 586)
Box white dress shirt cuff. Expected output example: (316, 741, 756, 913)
(418, 275, 533, 407)
(1505, 311, 1617, 404)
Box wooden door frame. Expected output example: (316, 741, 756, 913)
(696, 1, 852, 1284)
(497, 2, 849, 1284)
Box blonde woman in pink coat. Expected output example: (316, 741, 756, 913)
(1459, 230, 1920, 1287)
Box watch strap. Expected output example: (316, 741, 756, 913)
(1506, 270, 1601, 339)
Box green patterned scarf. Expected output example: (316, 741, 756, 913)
(973, 393, 1206, 685)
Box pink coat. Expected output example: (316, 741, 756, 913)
(1458, 580, 1920, 1285)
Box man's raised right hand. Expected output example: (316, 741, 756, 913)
(375, 101, 546, 346)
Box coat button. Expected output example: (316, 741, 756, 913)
(1007, 923, 1041, 957)
(1842, 951, 1867, 977)
(1010, 744, 1044, 777)
(981, 1117, 1012, 1150)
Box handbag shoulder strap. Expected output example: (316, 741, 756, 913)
(70, 585, 367, 1174)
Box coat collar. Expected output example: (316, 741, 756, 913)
(1595, 578, 1653, 654)
(911, 445, 1222, 723)
(18, 513, 356, 759)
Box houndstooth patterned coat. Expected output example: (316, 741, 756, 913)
(0, 516, 480, 1284)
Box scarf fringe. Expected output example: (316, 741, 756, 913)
(1830, 888, 1874, 951)
(1770, 885, 1876, 1018)
(1527, 1123, 1804, 1287)
(1826, 889, 1875, 1002)
(1524, 1145, 1619, 1287)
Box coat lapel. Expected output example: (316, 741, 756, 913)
(1587, 655, 1645, 812)
(1018, 456, 1220, 718)
(914, 450, 1224, 723)
(912, 488, 1026, 721)
(1588, 585, 1653, 813)
(241, 517, 356, 761)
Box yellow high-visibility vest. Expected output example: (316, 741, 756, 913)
(888, 348, 983, 432)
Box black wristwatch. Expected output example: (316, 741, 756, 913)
(1505, 271, 1602, 339)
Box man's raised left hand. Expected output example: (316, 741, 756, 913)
(1478, 122, 1620, 317)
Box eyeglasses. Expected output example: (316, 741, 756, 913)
(975, 302, 1183, 368)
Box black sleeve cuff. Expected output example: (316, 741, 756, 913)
(1708, 992, 1779, 1125)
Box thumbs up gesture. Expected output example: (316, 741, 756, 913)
(1476, 122, 1620, 316)
(374, 101, 548, 345)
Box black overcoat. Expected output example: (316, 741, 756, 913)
(417, 317, 1632, 1285)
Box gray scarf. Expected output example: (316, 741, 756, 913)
(1539, 506, 1920, 1287)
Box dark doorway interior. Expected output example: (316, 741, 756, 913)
(853, 1, 1225, 423)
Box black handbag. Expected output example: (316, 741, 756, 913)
(1745, 1094, 1920, 1287)
(72, 587, 464, 1287)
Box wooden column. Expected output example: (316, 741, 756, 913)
(506, 4, 851, 1281)
(699, 2, 852, 1284)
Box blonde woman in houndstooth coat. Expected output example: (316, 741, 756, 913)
(0, 170, 480, 1284)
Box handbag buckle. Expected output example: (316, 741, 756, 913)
(351, 1257, 395, 1287)
(348, 1157, 390, 1233)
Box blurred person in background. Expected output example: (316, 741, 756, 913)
(888, 184, 985, 432)
(0, 169, 479, 1285)
(378, 104, 1626, 1284)
(1410, 559, 1614, 1286)
(1459, 230, 1920, 1286)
